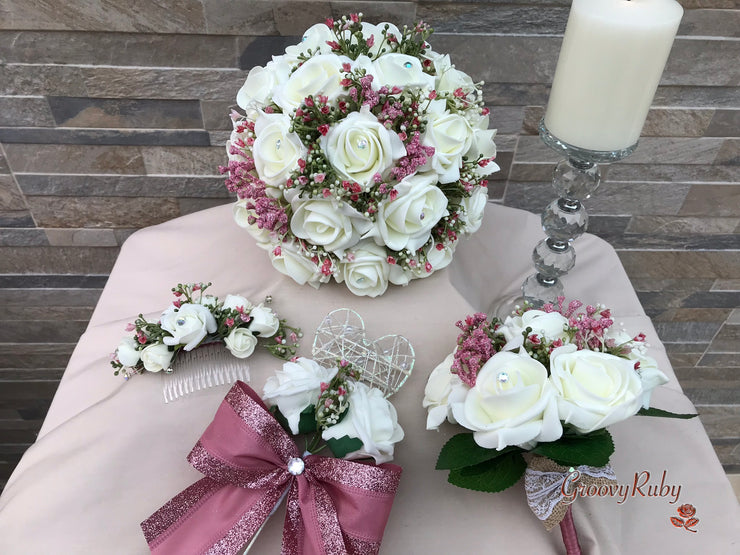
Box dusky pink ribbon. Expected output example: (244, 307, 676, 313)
(141, 381, 402, 554)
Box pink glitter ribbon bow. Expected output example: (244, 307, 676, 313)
(141, 381, 402, 554)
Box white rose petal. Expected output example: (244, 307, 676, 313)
(224, 327, 258, 359)
(371, 171, 448, 252)
(360, 22, 402, 57)
(140, 343, 174, 373)
(322, 382, 404, 464)
(499, 309, 570, 351)
(460, 185, 488, 234)
(371, 53, 435, 91)
(423, 353, 468, 429)
(273, 54, 347, 113)
(248, 303, 280, 337)
(116, 337, 141, 367)
(160, 303, 218, 351)
(236, 59, 290, 110)
(269, 240, 329, 288)
(450, 351, 562, 450)
(263, 358, 338, 434)
(283, 23, 335, 63)
(421, 100, 473, 184)
(233, 199, 274, 247)
(630, 353, 669, 408)
(336, 240, 390, 297)
(290, 198, 372, 255)
(222, 294, 252, 312)
(320, 106, 406, 188)
(252, 113, 306, 187)
(550, 345, 643, 433)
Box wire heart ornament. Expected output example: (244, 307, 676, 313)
(312, 308, 415, 398)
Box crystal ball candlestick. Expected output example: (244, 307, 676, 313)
(521, 120, 637, 307)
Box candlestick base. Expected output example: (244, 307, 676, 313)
(520, 120, 636, 308)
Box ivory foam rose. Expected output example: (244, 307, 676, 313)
(160, 303, 217, 351)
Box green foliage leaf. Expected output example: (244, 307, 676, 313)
(326, 435, 364, 459)
(447, 451, 527, 493)
(297, 406, 318, 434)
(436, 433, 523, 470)
(637, 407, 697, 419)
(532, 429, 615, 467)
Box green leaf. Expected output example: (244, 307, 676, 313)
(270, 407, 291, 434)
(436, 433, 523, 470)
(447, 451, 527, 493)
(637, 407, 697, 419)
(326, 435, 364, 459)
(532, 429, 615, 467)
(297, 406, 318, 434)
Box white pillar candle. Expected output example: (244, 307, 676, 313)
(544, 0, 683, 152)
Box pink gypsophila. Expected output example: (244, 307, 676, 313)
(390, 131, 435, 181)
(452, 313, 495, 387)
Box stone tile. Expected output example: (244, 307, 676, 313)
(0, 343, 74, 370)
(607, 163, 740, 184)
(490, 151, 513, 182)
(417, 4, 568, 34)
(628, 137, 725, 165)
(712, 279, 740, 291)
(271, 4, 330, 35)
(521, 106, 544, 135)
(0, 321, 88, 343)
(0, 274, 108, 288)
(0, 128, 211, 147)
(676, 368, 740, 405)
(0, 1, 206, 33)
(3, 144, 145, 174)
(0, 211, 34, 228)
(0, 229, 48, 246)
(237, 36, 301, 70)
(653, 86, 740, 109)
(715, 139, 740, 165)
(202, 0, 276, 35)
(618, 251, 740, 280)
(653, 308, 732, 323)
(585, 215, 631, 237)
(329, 3, 416, 28)
(698, 353, 739, 367)
(0, 380, 61, 400)
(113, 229, 137, 244)
(45, 228, 118, 247)
(0, 247, 120, 273)
(637, 290, 691, 313)
(486, 182, 506, 202)
(0, 149, 9, 174)
(0, 174, 27, 211)
(663, 342, 710, 354)
(679, 8, 740, 38)
(631, 278, 716, 293)
(627, 216, 739, 235)
(201, 100, 235, 130)
(663, 38, 740, 87)
(142, 146, 225, 176)
(667, 352, 703, 368)
(26, 196, 180, 228)
(710, 441, 740, 472)
(83, 67, 245, 101)
(48, 97, 204, 129)
(17, 174, 228, 199)
(208, 131, 232, 147)
(0, 96, 54, 126)
(431, 35, 560, 85)
(653, 321, 724, 343)
(729, 309, 740, 325)
(683, 291, 740, 309)
(706, 109, 740, 138)
(641, 108, 714, 137)
(680, 185, 740, 217)
(485, 84, 550, 107)
(178, 198, 231, 216)
(609, 234, 740, 251)
(0, 31, 236, 67)
(489, 106, 524, 136)
(0, 306, 95, 322)
(707, 323, 740, 353)
(0, 64, 88, 97)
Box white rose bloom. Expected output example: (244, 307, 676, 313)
(434, 59, 475, 94)
(222, 294, 252, 313)
(290, 198, 372, 255)
(337, 240, 390, 298)
(224, 327, 258, 359)
(423, 354, 468, 430)
(233, 199, 274, 248)
(236, 59, 290, 109)
(320, 106, 406, 188)
(283, 23, 334, 63)
(550, 345, 643, 433)
(499, 309, 570, 351)
(630, 353, 669, 408)
(116, 337, 140, 367)
(450, 351, 562, 450)
(421, 240, 455, 275)
(371, 53, 435, 91)
(269, 240, 329, 288)
(273, 54, 347, 113)
(263, 358, 338, 434)
(199, 295, 218, 308)
(140, 343, 174, 373)
(466, 127, 500, 178)
(160, 303, 217, 351)
(322, 382, 404, 464)
(360, 22, 402, 57)
(371, 171, 448, 252)
(248, 303, 280, 337)
(421, 99, 473, 183)
(252, 113, 306, 187)
(460, 186, 488, 234)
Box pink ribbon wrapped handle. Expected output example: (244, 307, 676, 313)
(141, 381, 402, 554)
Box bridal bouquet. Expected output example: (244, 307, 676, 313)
(111, 282, 300, 379)
(423, 298, 694, 551)
(221, 13, 498, 297)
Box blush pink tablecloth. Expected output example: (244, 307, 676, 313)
(0, 202, 738, 554)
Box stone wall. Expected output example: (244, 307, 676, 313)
(0, 0, 738, 489)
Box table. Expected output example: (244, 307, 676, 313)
(0, 202, 738, 554)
